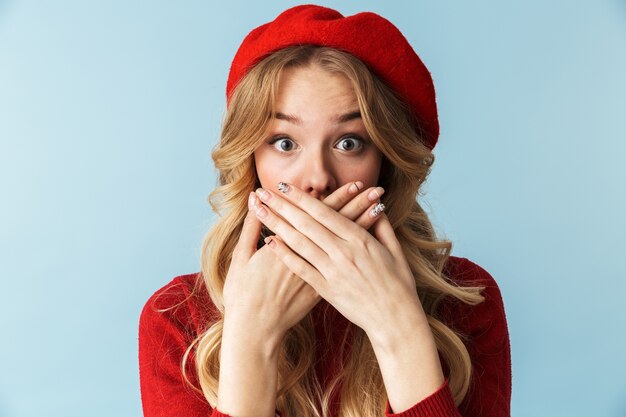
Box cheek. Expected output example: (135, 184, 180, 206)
(345, 153, 382, 188)
(254, 150, 291, 188)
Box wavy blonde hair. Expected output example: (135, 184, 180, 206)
(178, 46, 485, 416)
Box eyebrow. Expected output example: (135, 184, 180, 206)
(274, 111, 361, 125)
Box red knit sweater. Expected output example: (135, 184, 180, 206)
(138, 256, 511, 416)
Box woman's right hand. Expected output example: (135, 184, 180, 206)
(222, 181, 386, 341)
(218, 182, 386, 415)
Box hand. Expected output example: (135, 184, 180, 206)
(222, 181, 387, 340)
(321, 180, 387, 232)
(252, 182, 425, 337)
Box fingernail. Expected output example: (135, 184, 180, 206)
(369, 202, 385, 217)
(248, 192, 257, 209)
(254, 205, 268, 218)
(277, 182, 290, 194)
(348, 181, 363, 194)
(264, 236, 276, 247)
(256, 188, 272, 202)
(367, 187, 385, 202)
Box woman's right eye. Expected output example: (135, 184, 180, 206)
(268, 136, 297, 152)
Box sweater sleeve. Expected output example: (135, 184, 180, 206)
(384, 379, 460, 417)
(383, 258, 512, 417)
(138, 278, 221, 417)
(139, 276, 287, 417)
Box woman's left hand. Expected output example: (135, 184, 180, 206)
(253, 182, 427, 338)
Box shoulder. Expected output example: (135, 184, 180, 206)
(139, 272, 219, 341)
(138, 274, 218, 412)
(443, 256, 500, 289)
(440, 256, 509, 343)
(441, 257, 512, 413)
(443, 255, 505, 308)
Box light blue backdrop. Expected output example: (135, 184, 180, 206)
(1, 1, 625, 416)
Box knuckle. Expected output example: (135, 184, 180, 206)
(293, 260, 308, 278)
(291, 235, 308, 254)
(300, 223, 314, 239)
(292, 189, 304, 205)
(346, 228, 370, 250)
(323, 196, 342, 211)
(355, 216, 372, 230)
(335, 245, 357, 264)
(300, 218, 318, 237)
(324, 184, 352, 209)
(362, 234, 379, 251)
(271, 197, 283, 211)
(361, 198, 374, 212)
(337, 204, 356, 221)
(243, 211, 256, 226)
(352, 238, 368, 255)
(338, 189, 352, 204)
(313, 207, 331, 225)
(264, 212, 277, 228)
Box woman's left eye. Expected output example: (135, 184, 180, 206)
(335, 136, 364, 152)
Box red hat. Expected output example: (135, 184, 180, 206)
(226, 4, 440, 150)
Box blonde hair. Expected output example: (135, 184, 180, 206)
(178, 46, 485, 416)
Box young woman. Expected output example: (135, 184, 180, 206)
(139, 5, 511, 417)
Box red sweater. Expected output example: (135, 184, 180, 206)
(138, 256, 511, 416)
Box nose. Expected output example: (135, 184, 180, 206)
(298, 151, 336, 199)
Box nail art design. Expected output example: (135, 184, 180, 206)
(277, 182, 289, 193)
(348, 182, 361, 194)
(370, 202, 385, 217)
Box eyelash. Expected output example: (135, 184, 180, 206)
(267, 135, 367, 153)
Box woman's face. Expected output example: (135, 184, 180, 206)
(253, 64, 382, 200)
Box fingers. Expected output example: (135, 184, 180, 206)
(336, 185, 384, 218)
(247, 180, 386, 264)
(252, 190, 333, 271)
(264, 235, 327, 298)
(370, 213, 404, 261)
(353, 201, 386, 231)
(232, 192, 263, 262)
(321, 181, 386, 230)
(322, 181, 364, 210)
(339, 186, 386, 230)
(255, 187, 345, 254)
(259, 183, 364, 242)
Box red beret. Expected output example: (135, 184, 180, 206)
(226, 5, 440, 150)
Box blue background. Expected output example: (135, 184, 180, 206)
(1, 1, 625, 416)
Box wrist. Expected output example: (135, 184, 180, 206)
(366, 298, 429, 354)
(223, 313, 284, 359)
(218, 314, 284, 417)
(366, 307, 445, 411)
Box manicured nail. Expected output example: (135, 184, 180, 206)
(367, 187, 385, 202)
(248, 192, 257, 209)
(277, 182, 290, 194)
(264, 236, 276, 247)
(348, 181, 363, 194)
(369, 202, 385, 218)
(254, 205, 268, 218)
(256, 188, 271, 202)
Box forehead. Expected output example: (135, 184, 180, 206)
(275, 65, 357, 112)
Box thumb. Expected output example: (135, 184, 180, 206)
(233, 192, 263, 261)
